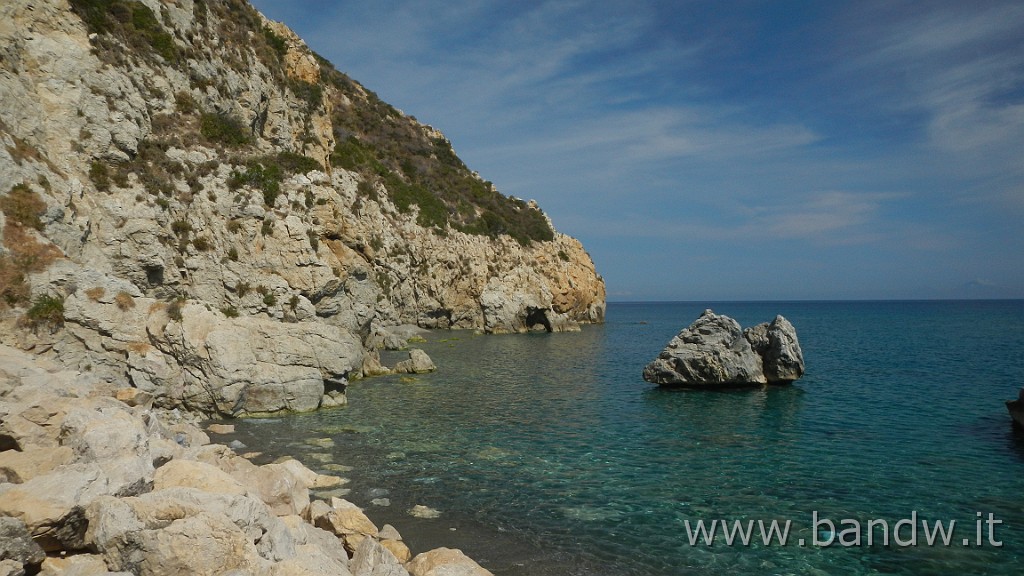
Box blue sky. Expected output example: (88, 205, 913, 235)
(250, 0, 1024, 301)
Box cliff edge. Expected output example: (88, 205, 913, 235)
(0, 0, 605, 416)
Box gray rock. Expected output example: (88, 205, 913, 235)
(1007, 388, 1024, 428)
(642, 310, 767, 386)
(0, 516, 45, 569)
(393, 349, 436, 375)
(643, 310, 806, 387)
(0, 558, 25, 576)
(744, 315, 805, 383)
(350, 537, 409, 576)
(147, 306, 364, 416)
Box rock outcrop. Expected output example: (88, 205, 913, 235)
(642, 310, 805, 387)
(0, 343, 490, 576)
(742, 315, 805, 383)
(0, 0, 604, 417)
(1007, 388, 1024, 428)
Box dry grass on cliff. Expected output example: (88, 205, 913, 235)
(0, 186, 62, 309)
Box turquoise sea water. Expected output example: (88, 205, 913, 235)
(231, 301, 1024, 575)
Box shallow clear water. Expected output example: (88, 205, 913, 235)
(231, 301, 1024, 575)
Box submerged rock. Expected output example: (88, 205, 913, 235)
(408, 505, 442, 519)
(642, 309, 805, 387)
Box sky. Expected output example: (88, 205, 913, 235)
(250, 0, 1024, 301)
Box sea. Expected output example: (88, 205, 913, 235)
(228, 300, 1024, 575)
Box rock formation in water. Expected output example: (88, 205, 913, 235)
(1007, 388, 1024, 428)
(0, 0, 605, 417)
(642, 310, 805, 387)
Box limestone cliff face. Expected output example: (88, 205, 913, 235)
(0, 0, 605, 415)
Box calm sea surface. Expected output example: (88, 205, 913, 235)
(230, 301, 1024, 575)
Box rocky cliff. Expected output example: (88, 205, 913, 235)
(0, 0, 605, 416)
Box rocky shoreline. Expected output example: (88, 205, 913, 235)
(0, 343, 492, 576)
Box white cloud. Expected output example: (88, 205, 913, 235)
(842, 2, 1024, 211)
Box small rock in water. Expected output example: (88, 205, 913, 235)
(409, 505, 441, 519)
(313, 488, 351, 499)
(321, 463, 354, 473)
(306, 437, 335, 449)
(367, 488, 390, 498)
(207, 423, 235, 434)
(371, 498, 391, 507)
(227, 440, 247, 451)
(312, 474, 347, 488)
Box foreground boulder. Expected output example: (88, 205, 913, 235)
(642, 310, 804, 387)
(0, 343, 492, 576)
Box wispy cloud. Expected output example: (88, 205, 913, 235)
(557, 190, 910, 246)
(840, 2, 1024, 210)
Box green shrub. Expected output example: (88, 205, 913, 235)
(89, 161, 110, 192)
(228, 152, 321, 207)
(227, 247, 239, 261)
(275, 151, 322, 174)
(200, 112, 251, 147)
(192, 236, 212, 251)
(262, 293, 277, 307)
(69, 0, 179, 62)
(325, 88, 555, 243)
(22, 294, 64, 331)
(174, 91, 197, 114)
(170, 219, 192, 238)
(261, 26, 288, 59)
(356, 180, 378, 201)
(221, 306, 239, 318)
(235, 281, 251, 297)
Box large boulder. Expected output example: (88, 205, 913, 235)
(642, 310, 766, 386)
(147, 304, 364, 416)
(642, 310, 805, 387)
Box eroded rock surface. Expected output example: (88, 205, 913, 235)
(642, 310, 805, 387)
